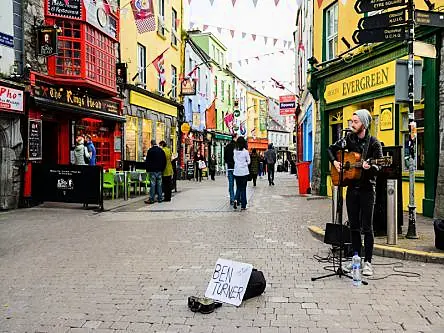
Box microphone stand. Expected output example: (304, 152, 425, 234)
(311, 130, 368, 285)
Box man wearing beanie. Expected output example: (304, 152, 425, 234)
(327, 109, 383, 276)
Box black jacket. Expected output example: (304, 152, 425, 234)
(328, 132, 383, 187)
(146, 146, 166, 173)
(224, 141, 235, 169)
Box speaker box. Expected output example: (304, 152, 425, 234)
(324, 223, 352, 246)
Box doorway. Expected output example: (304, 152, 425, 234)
(42, 121, 59, 164)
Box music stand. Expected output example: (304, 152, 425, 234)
(311, 130, 368, 285)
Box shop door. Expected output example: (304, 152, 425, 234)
(42, 121, 59, 164)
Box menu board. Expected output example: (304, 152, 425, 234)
(187, 160, 194, 180)
(28, 119, 42, 160)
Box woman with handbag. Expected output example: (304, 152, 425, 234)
(195, 151, 205, 182)
(233, 136, 250, 210)
(249, 149, 260, 186)
(73, 136, 91, 165)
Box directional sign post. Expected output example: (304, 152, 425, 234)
(352, 26, 407, 44)
(354, 0, 406, 14)
(415, 10, 444, 28)
(358, 9, 406, 30)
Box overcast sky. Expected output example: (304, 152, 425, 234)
(184, 0, 298, 99)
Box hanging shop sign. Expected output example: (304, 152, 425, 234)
(36, 26, 58, 56)
(0, 32, 14, 48)
(259, 100, 267, 131)
(415, 10, 444, 28)
(181, 78, 197, 96)
(279, 95, 296, 115)
(352, 26, 407, 44)
(233, 109, 240, 117)
(357, 9, 406, 30)
(181, 122, 191, 134)
(116, 63, 127, 86)
(84, 0, 118, 39)
(380, 103, 394, 131)
(354, 0, 406, 14)
(0, 85, 24, 113)
(47, 0, 82, 19)
(324, 61, 396, 104)
(34, 83, 120, 114)
(28, 119, 42, 160)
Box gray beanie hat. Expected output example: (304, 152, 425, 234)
(353, 109, 372, 129)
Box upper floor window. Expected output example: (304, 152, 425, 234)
(171, 8, 178, 47)
(227, 84, 231, 105)
(137, 43, 146, 85)
(325, 3, 338, 61)
(215, 76, 218, 97)
(221, 80, 225, 101)
(197, 67, 201, 92)
(212, 45, 216, 59)
(171, 65, 177, 99)
(158, 0, 165, 36)
(55, 20, 81, 77)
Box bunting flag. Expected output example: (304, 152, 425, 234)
(131, 0, 156, 34)
(217, 27, 222, 33)
(230, 30, 235, 38)
(252, 0, 258, 7)
(188, 0, 192, 4)
(264, 36, 268, 44)
(209, 0, 215, 5)
(273, 38, 278, 46)
(298, 41, 305, 52)
(190, 21, 195, 29)
(231, 0, 237, 6)
(235, 50, 291, 66)
(274, 0, 280, 5)
(283, 40, 287, 48)
(175, 18, 181, 28)
(271, 77, 285, 90)
(203, 24, 209, 31)
(255, 56, 260, 61)
(252, 34, 256, 41)
(242, 32, 247, 39)
(152, 48, 169, 86)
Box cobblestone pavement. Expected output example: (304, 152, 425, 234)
(0, 174, 443, 333)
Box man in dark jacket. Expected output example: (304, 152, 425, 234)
(264, 143, 277, 185)
(145, 139, 167, 204)
(328, 109, 383, 277)
(224, 134, 237, 205)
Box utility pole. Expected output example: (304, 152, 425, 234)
(406, 0, 418, 239)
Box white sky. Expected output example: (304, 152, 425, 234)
(184, 0, 298, 99)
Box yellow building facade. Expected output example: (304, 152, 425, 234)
(119, 0, 183, 162)
(247, 90, 268, 152)
(310, 1, 441, 217)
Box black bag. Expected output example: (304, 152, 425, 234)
(243, 269, 266, 301)
(434, 219, 444, 250)
(324, 223, 351, 246)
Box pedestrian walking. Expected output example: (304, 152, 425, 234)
(224, 134, 237, 205)
(144, 140, 166, 204)
(194, 151, 205, 182)
(233, 136, 250, 210)
(249, 148, 260, 186)
(264, 143, 277, 186)
(85, 134, 96, 166)
(209, 154, 217, 181)
(259, 154, 265, 178)
(159, 141, 173, 202)
(73, 136, 91, 166)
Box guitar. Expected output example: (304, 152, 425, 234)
(331, 151, 392, 186)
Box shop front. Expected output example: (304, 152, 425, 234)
(0, 80, 25, 209)
(248, 137, 268, 153)
(23, 77, 124, 199)
(123, 87, 180, 165)
(310, 32, 439, 217)
(213, 132, 232, 172)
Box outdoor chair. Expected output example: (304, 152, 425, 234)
(103, 171, 115, 199)
(128, 171, 141, 196)
(139, 172, 150, 194)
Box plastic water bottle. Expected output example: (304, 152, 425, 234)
(352, 252, 362, 286)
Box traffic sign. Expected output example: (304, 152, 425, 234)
(415, 10, 444, 28)
(352, 26, 407, 44)
(358, 9, 406, 30)
(354, 0, 406, 14)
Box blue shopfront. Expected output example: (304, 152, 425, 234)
(302, 104, 313, 181)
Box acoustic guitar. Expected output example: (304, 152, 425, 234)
(331, 151, 392, 186)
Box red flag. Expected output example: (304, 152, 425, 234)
(152, 48, 169, 86)
(206, 99, 216, 130)
(131, 0, 156, 34)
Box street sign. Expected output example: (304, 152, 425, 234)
(415, 10, 444, 28)
(354, 0, 406, 14)
(352, 26, 407, 44)
(358, 9, 406, 30)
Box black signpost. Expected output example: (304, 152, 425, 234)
(354, 0, 406, 14)
(352, 26, 407, 44)
(357, 9, 406, 30)
(415, 10, 444, 27)
(186, 160, 195, 180)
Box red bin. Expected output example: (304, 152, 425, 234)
(296, 161, 311, 195)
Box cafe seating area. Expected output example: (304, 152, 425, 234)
(103, 169, 150, 200)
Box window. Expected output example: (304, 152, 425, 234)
(215, 76, 218, 97)
(402, 108, 425, 171)
(330, 110, 343, 145)
(171, 8, 178, 46)
(170, 126, 177, 155)
(188, 58, 193, 77)
(142, 119, 152, 161)
(156, 121, 165, 143)
(197, 67, 201, 92)
(212, 45, 216, 59)
(325, 3, 338, 61)
(158, 0, 165, 36)
(55, 20, 81, 77)
(221, 80, 225, 101)
(205, 74, 209, 97)
(228, 84, 231, 105)
(171, 65, 177, 98)
(158, 73, 165, 95)
(188, 99, 193, 118)
(137, 43, 146, 85)
(125, 116, 138, 161)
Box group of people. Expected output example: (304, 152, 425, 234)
(74, 134, 96, 166)
(223, 134, 277, 210)
(144, 140, 174, 204)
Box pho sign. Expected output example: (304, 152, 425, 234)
(0, 85, 24, 113)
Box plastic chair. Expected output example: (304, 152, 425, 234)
(128, 171, 141, 196)
(103, 172, 115, 199)
(139, 172, 150, 194)
(108, 168, 117, 174)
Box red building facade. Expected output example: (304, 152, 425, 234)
(23, 0, 124, 198)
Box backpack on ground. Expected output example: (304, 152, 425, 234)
(243, 268, 266, 301)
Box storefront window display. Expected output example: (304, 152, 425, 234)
(401, 107, 425, 172)
(330, 110, 343, 144)
(156, 121, 165, 143)
(125, 116, 138, 161)
(142, 118, 152, 159)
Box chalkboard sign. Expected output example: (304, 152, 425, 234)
(28, 119, 42, 160)
(47, 0, 81, 19)
(186, 160, 194, 180)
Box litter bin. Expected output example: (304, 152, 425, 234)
(296, 161, 311, 194)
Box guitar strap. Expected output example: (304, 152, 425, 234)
(362, 135, 374, 161)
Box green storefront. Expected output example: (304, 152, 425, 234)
(213, 132, 233, 172)
(308, 27, 440, 217)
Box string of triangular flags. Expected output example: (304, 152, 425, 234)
(189, 22, 294, 49)
(187, 0, 283, 7)
(235, 50, 293, 66)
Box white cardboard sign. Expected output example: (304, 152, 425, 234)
(205, 258, 253, 306)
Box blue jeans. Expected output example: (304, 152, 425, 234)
(227, 170, 235, 203)
(234, 175, 248, 208)
(149, 172, 163, 202)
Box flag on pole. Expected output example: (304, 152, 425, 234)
(206, 99, 217, 130)
(271, 77, 285, 90)
(152, 48, 169, 86)
(131, 0, 156, 34)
